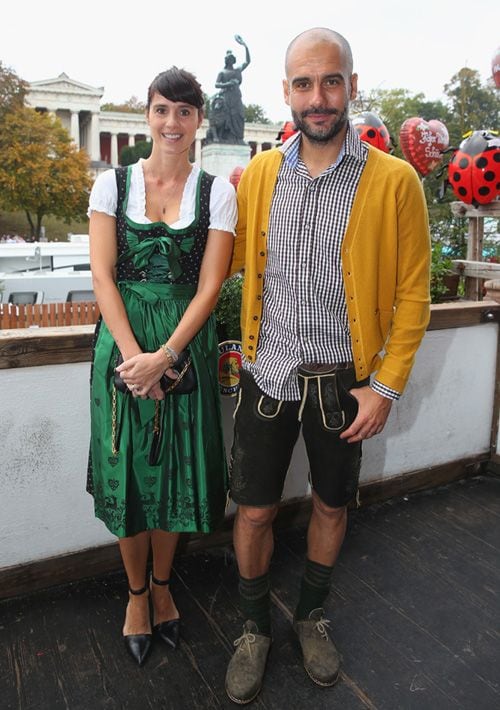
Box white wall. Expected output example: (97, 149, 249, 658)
(0, 322, 497, 569)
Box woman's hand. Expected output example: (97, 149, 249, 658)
(116, 350, 170, 398)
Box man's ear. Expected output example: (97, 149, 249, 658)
(283, 79, 291, 106)
(350, 73, 358, 101)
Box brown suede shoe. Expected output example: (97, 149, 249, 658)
(225, 620, 272, 704)
(293, 608, 340, 687)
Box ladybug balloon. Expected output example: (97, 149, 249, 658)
(351, 111, 391, 153)
(448, 130, 500, 206)
(399, 117, 449, 176)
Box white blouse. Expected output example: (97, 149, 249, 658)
(88, 159, 237, 234)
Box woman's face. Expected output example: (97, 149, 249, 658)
(147, 92, 202, 155)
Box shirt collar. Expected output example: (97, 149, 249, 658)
(280, 121, 367, 170)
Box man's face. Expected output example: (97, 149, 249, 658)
(283, 40, 357, 144)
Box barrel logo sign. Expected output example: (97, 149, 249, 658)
(218, 340, 242, 396)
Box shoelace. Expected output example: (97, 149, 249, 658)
(314, 616, 332, 641)
(234, 628, 257, 657)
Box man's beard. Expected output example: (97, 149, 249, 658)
(292, 105, 349, 143)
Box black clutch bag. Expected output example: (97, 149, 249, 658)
(114, 350, 197, 395)
(159, 349, 197, 394)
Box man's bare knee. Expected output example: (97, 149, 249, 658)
(311, 492, 346, 521)
(237, 504, 278, 529)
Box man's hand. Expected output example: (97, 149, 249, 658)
(340, 386, 393, 443)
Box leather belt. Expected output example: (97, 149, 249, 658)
(299, 362, 354, 375)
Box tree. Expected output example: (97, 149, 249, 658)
(0, 107, 91, 238)
(0, 60, 28, 122)
(101, 96, 146, 113)
(120, 140, 152, 166)
(444, 68, 499, 146)
(244, 103, 270, 124)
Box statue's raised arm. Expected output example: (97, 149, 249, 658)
(234, 34, 251, 72)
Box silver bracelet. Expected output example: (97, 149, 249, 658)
(160, 343, 178, 365)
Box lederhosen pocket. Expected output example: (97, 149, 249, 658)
(298, 366, 358, 433)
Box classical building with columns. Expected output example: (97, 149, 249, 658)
(27, 73, 282, 175)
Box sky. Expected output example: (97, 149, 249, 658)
(3, 0, 499, 124)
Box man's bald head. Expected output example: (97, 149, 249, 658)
(285, 28, 353, 78)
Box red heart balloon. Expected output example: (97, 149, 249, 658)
(399, 117, 449, 176)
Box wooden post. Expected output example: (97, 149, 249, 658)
(451, 201, 500, 301)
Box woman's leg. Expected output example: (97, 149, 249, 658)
(150, 530, 180, 623)
(119, 531, 151, 634)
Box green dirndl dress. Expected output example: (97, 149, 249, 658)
(87, 166, 228, 538)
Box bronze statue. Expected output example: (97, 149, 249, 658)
(206, 35, 251, 145)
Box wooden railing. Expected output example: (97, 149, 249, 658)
(0, 301, 100, 329)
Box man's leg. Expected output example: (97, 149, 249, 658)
(226, 371, 300, 704)
(293, 367, 365, 686)
(233, 504, 279, 636)
(295, 492, 346, 622)
(292, 496, 348, 687)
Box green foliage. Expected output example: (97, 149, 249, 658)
(215, 274, 243, 341)
(444, 68, 499, 145)
(428, 215, 468, 257)
(101, 96, 146, 113)
(430, 240, 455, 303)
(244, 103, 270, 124)
(0, 61, 27, 122)
(120, 140, 152, 166)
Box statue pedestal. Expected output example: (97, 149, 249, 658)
(201, 143, 251, 180)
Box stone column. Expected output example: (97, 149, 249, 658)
(194, 138, 202, 165)
(128, 135, 136, 147)
(70, 111, 80, 148)
(90, 112, 100, 161)
(255, 142, 262, 153)
(111, 133, 118, 167)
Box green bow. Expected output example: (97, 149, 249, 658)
(119, 232, 194, 280)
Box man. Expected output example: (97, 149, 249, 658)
(225, 27, 430, 704)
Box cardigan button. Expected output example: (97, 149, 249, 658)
(253, 315, 258, 321)
(249, 335, 255, 340)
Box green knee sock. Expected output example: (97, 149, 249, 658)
(295, 558, 334, 621)
(239, 572, 271, 636)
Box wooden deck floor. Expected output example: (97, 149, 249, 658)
(1, 474, 499, 710)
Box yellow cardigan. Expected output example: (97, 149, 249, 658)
(230, 144, 431, 394)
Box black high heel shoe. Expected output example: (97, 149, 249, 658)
(123, 583, 153, 666)
(151, 575, 180, 649)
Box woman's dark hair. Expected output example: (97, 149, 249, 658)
(147, 66, 204, 110)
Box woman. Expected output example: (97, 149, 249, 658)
(86, 67, 236, 666)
